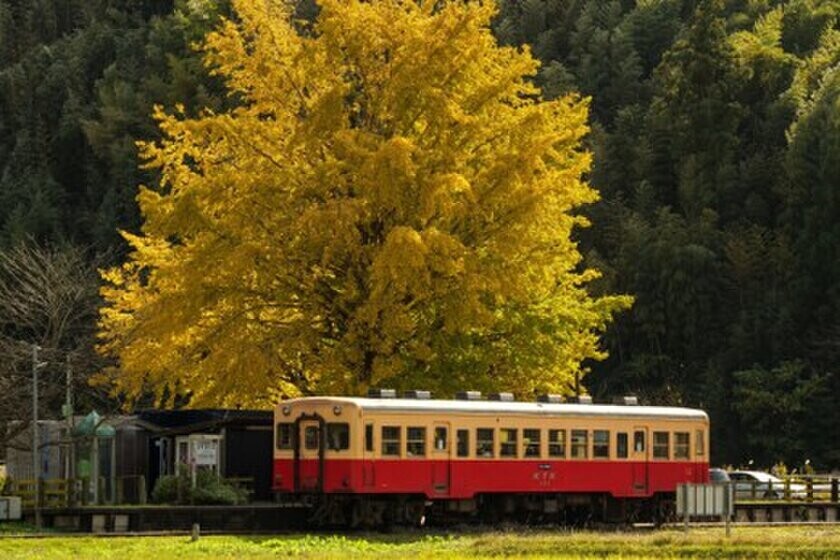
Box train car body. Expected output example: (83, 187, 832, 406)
(272, 395, 709, 525)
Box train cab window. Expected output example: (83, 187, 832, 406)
(276, 423, 293, 450)
(407, 427, 426, 457)
(617, 432, 629, 459)
(365, 424, 373, 452)
(523, 429, 541, 458)
(674, 432, 690, 459)
(695, 429, 705, 456)
(634, 431, 646, 453)
(500, 429, 518, 457)
(327, 423, 350, 451)
(304, 425, 319, 450)
(571, 430, 588, 459)
(457, 429, 470, 457)
(653, 431, 669, 459)
(382, 426, 401, 456)
(434, 427, 448, 451)
(476, 428, 494, 458)
(548, 429, 566, 457)
(593, 430, 610, 458)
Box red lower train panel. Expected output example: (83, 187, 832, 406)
(273, 458, 709, 500)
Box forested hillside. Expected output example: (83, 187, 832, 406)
(1, 0, 838, 468)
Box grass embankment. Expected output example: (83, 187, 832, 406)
(1, 526, 839, 558)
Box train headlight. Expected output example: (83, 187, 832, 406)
(282, 405, 291, 416)
(333, 405, 342, 416)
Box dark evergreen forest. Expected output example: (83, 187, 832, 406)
(1, 0, 839, 468)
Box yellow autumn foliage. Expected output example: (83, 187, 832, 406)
(98, 0, 632, 407)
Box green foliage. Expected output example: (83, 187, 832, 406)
(0, 0, 229, 251)
(732, 361, 828, 464)
(499, 0, 840, 468)
(151, 468, 247, 505)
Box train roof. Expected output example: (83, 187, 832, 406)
(280, 397, 708, 422)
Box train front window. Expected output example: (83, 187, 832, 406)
(617, 432, 628, 458)
(326, 423, 349, 451)
(382, 426, 401, 456)
(304, 426, 319, 450)
(500, 429, 518, 457)
(593, 430, 610, 458)
(276, 423, 293, 450)
(653, 431, 669, 459)
(571, 430, 588, 458)
(407, 427, 426, 457)
(476, 428, 494, 458)
(695, 429, 705, 456)
(548, 429, 566, 457)
(457, 429, 469, 457)
(674, 432, 689, 459)
(523, 429, 541, 458)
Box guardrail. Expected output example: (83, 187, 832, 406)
(735, 475, 840, 503)
(7, 475, 149, 507)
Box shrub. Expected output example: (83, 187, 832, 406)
(151, 467, 247, 505)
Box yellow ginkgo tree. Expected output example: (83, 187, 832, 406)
(98, 0, 632, 407)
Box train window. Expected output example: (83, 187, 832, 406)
(407, 427, 426, 457)
(674, 432, 690, 459)
(434, 427, 448, 451)
(695, 429, 705, 456)
(382, 426, 401, 456)
(276, 423, 293, 450)
(523, 429, 541, 458)
(327, 423, 350, 451)
(457, 429, 470, 457)
(593, 430, 610, 458)
(617, 432, 628, 458)
(634, 431, 645, 453)
(304, 425, 319, 450)
(653, 431, 669, 459)
(500, 429, 518, 457)
(548, 429, 566, 457)
(571, 430, 588, 459)
(365, 424, 374, 452)
(476, 428, 494, 458)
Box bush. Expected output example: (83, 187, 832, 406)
(151, 467, 247, 505)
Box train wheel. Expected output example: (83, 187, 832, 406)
(403, 499, 426, 527)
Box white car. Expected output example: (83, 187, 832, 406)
(729, 470, 806, 499)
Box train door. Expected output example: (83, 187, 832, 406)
(295, 416, 325, 492)
(431, 423, 451, 495)
(631, 427, 649, 495)
(363, 422, 375, 489)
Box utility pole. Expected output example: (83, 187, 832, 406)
(63, 354, 74, 482)
(31, 344, 41, 530)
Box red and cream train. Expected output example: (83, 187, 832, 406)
(272, 390, 709, 526)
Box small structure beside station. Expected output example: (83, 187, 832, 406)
(1, 408, 273, 509)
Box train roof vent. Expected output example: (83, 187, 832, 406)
(404, 390, 431, 399)
(567, 395, 593, 404)
(368, 388, 397, 399)
(455, 391, 482, 401)
(488, 392, 514, 402)
(612, 395, 639, 406)
(536, 394, 563, 404)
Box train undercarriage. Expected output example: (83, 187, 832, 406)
(283, 492, 677, 529)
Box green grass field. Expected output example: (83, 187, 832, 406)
(1, 526, 839, 559)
